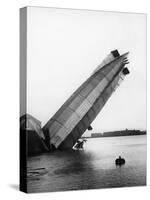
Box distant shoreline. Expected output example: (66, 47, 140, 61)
(82, 131, 146, 139)
(82, 134, 146, 139)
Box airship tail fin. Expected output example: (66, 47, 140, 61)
(92, 49, 120, 74)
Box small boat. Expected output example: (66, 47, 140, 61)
(115, 156, 125, 165)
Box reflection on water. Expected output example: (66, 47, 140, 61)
(27, 135, 146, 193)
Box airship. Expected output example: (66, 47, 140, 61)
(43, 50, 130, 150)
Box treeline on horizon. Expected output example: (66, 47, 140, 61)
(82, 129, 146, 138)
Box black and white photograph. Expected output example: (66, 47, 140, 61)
(20, 6, 147, 193)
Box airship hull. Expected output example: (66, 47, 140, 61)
(43, 50, 129, 149)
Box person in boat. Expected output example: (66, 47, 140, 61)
(115, 156, 125, 165)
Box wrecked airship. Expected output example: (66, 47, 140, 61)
(20, 49, 130, 154)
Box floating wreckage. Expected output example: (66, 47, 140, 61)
(42, 49, 130, 150)
(73, 139, 87, 150)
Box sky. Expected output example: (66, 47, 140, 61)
(25, 7, 146, 135)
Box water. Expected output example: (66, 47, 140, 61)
(27, 135, 146, 193)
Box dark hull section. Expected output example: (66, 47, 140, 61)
(21, 130, 48, 156)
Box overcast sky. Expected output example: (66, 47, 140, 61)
(26, 7, 146, 135)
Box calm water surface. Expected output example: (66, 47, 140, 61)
(27, 135, 146, 193)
